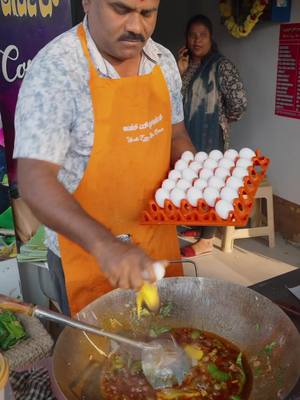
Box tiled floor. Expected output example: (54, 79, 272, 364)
(182, 233, 300, 286)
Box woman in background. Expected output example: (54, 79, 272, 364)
(178, 14, 247, 257)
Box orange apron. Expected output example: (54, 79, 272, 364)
(58, 25, 182, 316)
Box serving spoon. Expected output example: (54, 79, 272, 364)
(0, 294, 191, 390)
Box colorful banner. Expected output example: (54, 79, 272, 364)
(275, 23, 300, 120)
(0, 0, 72, 181)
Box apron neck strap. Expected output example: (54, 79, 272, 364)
(77, 24, 98, 80)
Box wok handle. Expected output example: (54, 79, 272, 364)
(168, 259, 198, 277)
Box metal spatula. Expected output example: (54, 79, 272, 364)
(0, 295, 191, 389)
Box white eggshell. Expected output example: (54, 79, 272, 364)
(236, 158, 253, 169)
(209, 149, 223, 161)
(220, 187, 238, 204)
(161, 179, 176, 192)
(218, 158, 235, 170)
(189, 161, 202, 174)
(193, 178, 208, 191)
(203, 187, 219, 207)
(181, 151, 194, 163)
(168, 169, 181, 182)
(224, 149, 239, 161)
(203, 158, 218, 170)
(215, 200, 234, 220)
(214, 167, 230, 180)
(208, 176, 225, 190)
(226, 176, 244, 191)
(195, 151, 208, 163)
(170, 188, 186, 207)
(175, 159, 188, 172)
(239, 147, 256, 160)
(232, 167, 248, 180)
(155, 188, 169, 208)
(176, 179, 192, 191)
(182, 168, 198, 182)
(199, 168, 214, 180)
(187, 187, 203, 207)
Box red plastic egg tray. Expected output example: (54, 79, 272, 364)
(141, 150, 270, 227)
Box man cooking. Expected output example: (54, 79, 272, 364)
(14, 0, 195, 316)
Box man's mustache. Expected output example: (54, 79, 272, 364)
(118, 32, 146, 42)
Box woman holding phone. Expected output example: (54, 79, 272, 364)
(178, 15, 247, 257)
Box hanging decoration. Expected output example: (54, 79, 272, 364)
(219, 0, 269, 39)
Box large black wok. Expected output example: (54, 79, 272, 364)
(52, 277, 300, 399)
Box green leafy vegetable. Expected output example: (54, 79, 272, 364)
(230, 396, 241, 400)
(190, 330, 202, 340)
(207, 363, 231, 382)
(159, 302, 173, 318)
(235, 352, 246, 393)
(149, 325, 171, 338)
(264, 341, 277, 355)
(0, 310, 28, 350)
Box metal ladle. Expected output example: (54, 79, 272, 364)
(0, 295, 191, 390)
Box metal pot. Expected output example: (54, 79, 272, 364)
(52, 277, 300, 400)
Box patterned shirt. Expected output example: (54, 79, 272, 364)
(14, 17, 184, 256)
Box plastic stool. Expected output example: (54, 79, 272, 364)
(222, 179, 275, 253)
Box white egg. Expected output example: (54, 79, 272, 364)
(224, 149, 239, 161)
(215, 200, 234, 220)
(195, 151, 208, 163)
(209, 149, 223, 161)
(232, 167, 249, 180)
(236, 158, 253, 169)
(182, 168, 198, 182)
(176, 179, 192, 191)
(175, 159, 188, 172)
(193, 178, 208, 191)
(203, 187, 219, 207)
(239, 147, 256, 160)
(170, 188, 186, 207)
(199, 168, 214, 180)
(161, 179, 176, 192)
(155, 188, 170, 208)
(181, 151, 194, 163)
(214, 167, 230, 180)
(208, 176, 225, 190)
(189, 161, 202, 174)
(203, 158, 218, 170)
(226, 176, 244, 191)
(168, 169, 181, 182)
(218, 158, 235, 170)
(187, 187, 203, 207)
(220, 187, 238, 204)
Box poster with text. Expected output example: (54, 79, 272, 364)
(275, 23, 300, 120)
(0, 0, 72, 181)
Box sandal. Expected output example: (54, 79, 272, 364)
(178, 229, 202, 243)
(180, 244, 212, 258)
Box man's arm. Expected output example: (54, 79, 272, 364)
(171, 121, 196, 166)
(17, 158, 157, 289)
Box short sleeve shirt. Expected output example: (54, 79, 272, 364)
(14, 17, 184, 256)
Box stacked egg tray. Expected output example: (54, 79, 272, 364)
(141, 149, 270, 227)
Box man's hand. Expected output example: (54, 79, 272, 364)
(92, 239, 164, 290)
(177, 46, 189, 76)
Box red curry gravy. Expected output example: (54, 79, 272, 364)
(100, 327, 252, 400)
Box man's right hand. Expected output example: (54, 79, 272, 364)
(177, 46, 190, 76)
(93, 239, 166, 291)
